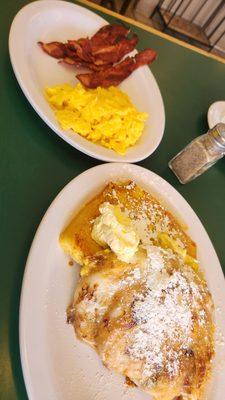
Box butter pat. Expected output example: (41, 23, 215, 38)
(91, 202, 139, 262)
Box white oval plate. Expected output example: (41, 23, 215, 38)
(20, 163, 225, 400)
(9, 0, 165, 163)
(208, 101, 225, 128)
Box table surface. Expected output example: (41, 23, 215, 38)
(1, 0, 225, 398)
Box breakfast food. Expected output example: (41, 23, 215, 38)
(39, 24, 138, 69)
(41, 24, 155, 152)
(60, 181, 197, 268)
(60, 181, 214, 400)
(45, 83, 148, 154)
(76, 49, 156, 89)
(38, 24, 157, 88)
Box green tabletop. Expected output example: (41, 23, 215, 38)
(0, 0, 225, 398)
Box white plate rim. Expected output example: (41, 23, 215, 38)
(19, 162, 225, 400)
(8, 0, 165, 163)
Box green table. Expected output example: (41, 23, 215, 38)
(1, 1, 225, 398)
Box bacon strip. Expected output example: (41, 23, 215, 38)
(68, 38, 93, 63)
(91, 24, 130, 47)
(39, 39, 110, 70)
(38, 41, 66, 59)
(60, 57, 106, 71)
(67, 33, 138, 66)
(134, 48, 157, 67)
(38, 25, 157, 87)
(77, 58, 133, 88)
(38, 24, 130, 61)
(76, 49, 157, 89)
(38, 24, 135, 68)
(91, 34, 138, 65)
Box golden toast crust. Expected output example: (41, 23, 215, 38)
(60, 181, 196, 264)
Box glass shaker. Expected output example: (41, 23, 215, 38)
(169, 123, 225, 184)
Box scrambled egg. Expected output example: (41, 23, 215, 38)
(45, 83, 148, 154)
(91, 202, 140, 262)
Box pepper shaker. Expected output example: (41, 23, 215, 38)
(169, 123, 225, 184)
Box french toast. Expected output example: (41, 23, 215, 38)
(67, 246, 214, 400)
(60, 181, 197, 267)
(61, 180, 214, 400)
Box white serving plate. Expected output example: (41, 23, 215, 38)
(20, 163, 225, 400)
(9, 0, 165, 162)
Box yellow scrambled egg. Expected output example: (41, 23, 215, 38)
(45, 83, 148, 154)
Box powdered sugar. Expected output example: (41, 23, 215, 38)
(85, 182, 213, 389)
(108, 182, 182, 246)
(127, 247, 204, 383)
(146, 245, 165, 270)
(123, 267, 142, 286)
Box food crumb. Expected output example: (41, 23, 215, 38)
(125, 376, 136, 387)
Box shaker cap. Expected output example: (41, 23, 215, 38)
(210, 123, 225, 148)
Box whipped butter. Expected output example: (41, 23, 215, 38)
(91, 202, 140, 262)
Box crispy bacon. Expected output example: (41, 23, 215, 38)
(38, 25, 157, 87)
(67, 34, 138, 66)
(68, 38, 93, 62)
(38, 41, 66, 59)
(91, 24, 130, 46)
(91, 34, 138, 65)
(64, 47, 78, 59)
(61, 57, 78, 66)
(38, 24, 134, 67)
(77, 57, 134, 88)
(61, 57, 106, 72)
(76, 48, 157, 89)
(134, 48, 157, 67)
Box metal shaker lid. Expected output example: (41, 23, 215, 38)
(210, 123, 225, 148)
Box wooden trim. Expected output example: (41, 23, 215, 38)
(76, 0, 225, 65)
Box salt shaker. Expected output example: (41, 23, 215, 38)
(169, 123, 225, 184)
